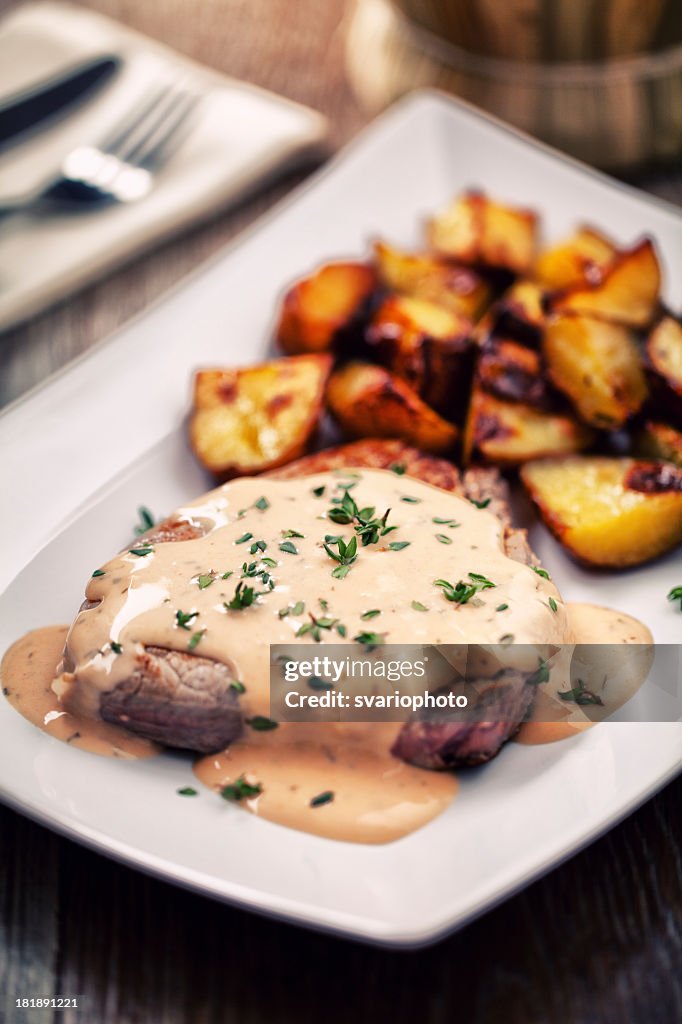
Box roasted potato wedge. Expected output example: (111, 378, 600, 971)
(635, 421, 682, 467)
(645, 315, 682, 425)
(190, 354, 332, 476)
(462, 385, 594, 466)
(366, 294, 474, 418)
(550, 239, 661, 328)
(521, 456, 682, 568)
(477, 337, 554, 409)
(327, 361, 458, 454)
(275, 262, 376, 355)
(544, 313, 648, 428)
(475, 279, 546, 347)
(427, 191, 538, 275)
(372, 240, 491, 320)
(534, 227, 616, 290)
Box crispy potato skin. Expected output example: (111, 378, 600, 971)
(477, 337, 554, 409)
(326, 361, 458, 454)
(275, 262, 376, 355)
(189, 354, 332, 477)
(635, 421, 682, 468)
(427, 191, 538, 275)
(544, 313, 648, 428)
(521, 456, 682, 568)
(477, 280, 545, 348)
(463, 385, 594, 466)
(645, 316, 682, 426)
(372, 240, 492, 320)
(534, 227, 616, 291)
(366, 294, 474, 418)
(550, 238, 661, 328)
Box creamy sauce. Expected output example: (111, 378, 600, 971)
(194, 722, 457, 844)
(516, 602, 654, 745)
(0, 471, 654, 843)
(1, 626, 158, 758)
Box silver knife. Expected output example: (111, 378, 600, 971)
(0, 57, 119, 150)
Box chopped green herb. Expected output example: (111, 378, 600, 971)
(434, 573, 496, 605)
(470, 497, 491, 509)
(225, 582, 257, 611)
(332, 565, 351, 580)
(175, 609, 199, 630)
(549, 597, 558, 613)
(308, 676, 333, 691)
(390, 463, 406, 475)
(296, 614, 342, 642)
(496, 603, 509, 612)
(389, 541, 410, 551)
(312, 485, 326, 497)
(361, 609, 381, 621)
(177, 786, 198, 797)
(668, 586, 682, 610)
(129, 546, 153, 557)
(196, 573, 215, 590)
(319, 598, 329, 611)
(527, 658, 550, 687)
(282, 529, 305, 539)
(279, 600, 305, 618)
(221, 775, 263, 801)
(532, 566, 551, 580)
(110, 641, 123, 655)
(222, 571, 234, 580)
(310, 791, 334, 808)
(91, 569, 105, 578)
(324, 535, 357, 570)
(558, 679, 604, 706)
(250, 540, 267, 554)
(188, 629, 205, 651)
(336, 623, 347, 637)
(401, 495, 421, 504)
(261, 557, 277, 568)
(279, 541, 299, 555)
(411, 600, 428, 612)
(435, 534, 453, 545)
(432, 517, 459, 527)
(246, 716, 278, 732)
(235, 532, 253, 545)
(353, 631, 385, 649)
(230, 680, 246, 694)
(254, 496, 270, 511)
(135, 506, 155, 535)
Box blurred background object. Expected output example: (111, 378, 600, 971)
(346, 0, 682, 168)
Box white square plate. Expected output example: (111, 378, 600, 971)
(1, 91, 680, 947)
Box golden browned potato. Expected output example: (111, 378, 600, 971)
(521, 456, 682, 568)
(534, 227, 616, 290)
(427, 191, 538, 275)
(543, 313, 648, 428)
(366, 294, 473, 417)
(372, 240, 492, 320)
(275, 262, 376, 355)
(550, 238, 661, 328)
(462, 386, 594, 466)
(476, 337, 554, 408)
(190, 354, 332, 476)
(326, 361, 458, 454)
(645, 315, 682, 424)
(475, 279, 546, 347)
(635, 421, 682, 467)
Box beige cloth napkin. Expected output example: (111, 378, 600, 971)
(0, 2, 327, 331)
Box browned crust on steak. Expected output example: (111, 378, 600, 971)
(99, 646, 243, 752)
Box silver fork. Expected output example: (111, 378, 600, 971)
(1, 77, 202, 213)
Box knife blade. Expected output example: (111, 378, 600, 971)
(0, 57, 119, 150)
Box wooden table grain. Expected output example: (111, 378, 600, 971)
(1, 1, 681, 1022)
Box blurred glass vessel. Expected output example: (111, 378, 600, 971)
(346, 0, 682, 169)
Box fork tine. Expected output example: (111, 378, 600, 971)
(100, 80, 173, 156)
(128, 90, 202, 169)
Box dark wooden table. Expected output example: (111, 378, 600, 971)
(1, 2, 681, 1021)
